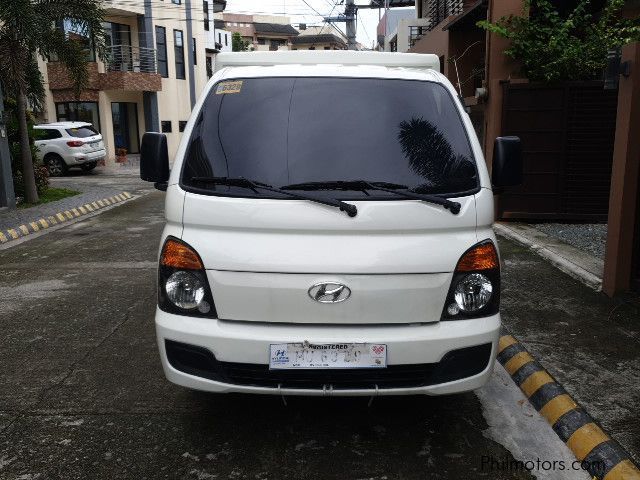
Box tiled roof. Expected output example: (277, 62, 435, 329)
(253, 23, 299, 36)
(291, 34, 347, 46)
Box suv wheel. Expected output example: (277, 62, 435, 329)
(45, 155, 67, 177)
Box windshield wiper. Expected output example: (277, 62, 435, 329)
(282, 180, 461, 215)
(190, 177, 358, 217)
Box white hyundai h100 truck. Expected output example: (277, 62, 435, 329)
(140, 51, 522, 397)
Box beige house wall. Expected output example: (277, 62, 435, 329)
(37, 0, 214, 165)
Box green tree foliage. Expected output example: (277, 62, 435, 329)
(232, 32, 250, 52)
(478, 0, 640, 82)
(0, 0, 105, 203)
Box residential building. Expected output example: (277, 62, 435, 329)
(221, 13, 299, 51)
(291, 25, 347, 51)
(37, 0, 227, 164)
(376, 8, 420, 52)
(206, 18, 231, 80)
(380, 0, 640, 294)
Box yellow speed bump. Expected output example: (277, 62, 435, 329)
(504, 351, 535, 375)
(539, 394, 578, 426)
(498, 335, 519, 353)
(604, 460, 640, 480)
(520, 370, 554, 397)
(567, 423, 610, 461)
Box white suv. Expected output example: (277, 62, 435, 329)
(34, 122, 106, 176)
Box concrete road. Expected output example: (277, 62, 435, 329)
(0, 193, 588, 480)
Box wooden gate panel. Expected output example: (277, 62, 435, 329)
(499, 82, 618, 220)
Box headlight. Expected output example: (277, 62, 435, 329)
(158, 237, 216, 317)
(453, 273, 493, 312)
(165, 271, 205, 310)
(442, 240, 500, 320)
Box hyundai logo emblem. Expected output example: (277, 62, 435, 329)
(308, 282, 351, 304)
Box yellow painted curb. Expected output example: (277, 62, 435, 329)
(1, 191, 135, 246)
(498, 334, 640, 480)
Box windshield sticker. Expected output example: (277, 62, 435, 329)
(216, 81, 243, 95)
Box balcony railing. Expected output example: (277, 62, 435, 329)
(425, 0, 464, 27)
(106, 45, 157, 74)
(409, 25, 431, 48)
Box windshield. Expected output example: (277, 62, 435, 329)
(181, 77, 478, 198)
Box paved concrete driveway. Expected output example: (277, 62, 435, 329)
(0, 193, 588, 480)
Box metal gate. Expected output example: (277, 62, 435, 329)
(499, 81, 618, 220)
(633, 167, 640, 292)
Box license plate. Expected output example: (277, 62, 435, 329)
(269, 343, 387, 370)
(90, 142, 99, 149)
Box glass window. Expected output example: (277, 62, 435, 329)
(172, 0, 181, 4)
(174, 30, 185, 79)
(34, 129, 62, 141)
(54, 19, 95, 61)
(66, 126, 99, 138)
(181, 77, 478, 198)
(225, 33, 228, 46)
(161, 121, 172, 133)
(203, 1, 210, 31)
(179, 121, 188, 132)
(155, 26, 168, 77)
(192, 37, 197, 65)
(206, 56, 213, 78)
(55, 102, 101, 131)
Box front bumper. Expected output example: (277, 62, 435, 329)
(155, 308, 500, 396)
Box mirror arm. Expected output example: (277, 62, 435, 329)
(154, 181, 168, 192)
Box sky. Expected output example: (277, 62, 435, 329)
(224, 0, 394, 49)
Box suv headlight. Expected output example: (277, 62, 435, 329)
(442, 241, 500, 320)
(158, 237, 216, 317)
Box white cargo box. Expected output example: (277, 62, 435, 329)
(214, 50, 440, 73)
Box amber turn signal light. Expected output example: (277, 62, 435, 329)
(456, 242, 499, 272)
(160, 238, 204, 270)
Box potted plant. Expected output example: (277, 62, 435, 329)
(115, 147, 127, 163)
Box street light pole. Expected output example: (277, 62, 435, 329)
(0, 82, 16, 209)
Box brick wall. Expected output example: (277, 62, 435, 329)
(100, 71, 161, 91)
(47, 62, 101, 91)
(47, 62, 161, 94)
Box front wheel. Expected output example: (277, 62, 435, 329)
(45, 155, 67, 177)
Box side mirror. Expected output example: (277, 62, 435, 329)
(492, 136, 523, 188)
(140, 132, 169, 190)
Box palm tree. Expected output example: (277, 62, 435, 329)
(0, 0, 105, 203)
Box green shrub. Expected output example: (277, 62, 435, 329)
(478, 0, 640, 82)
